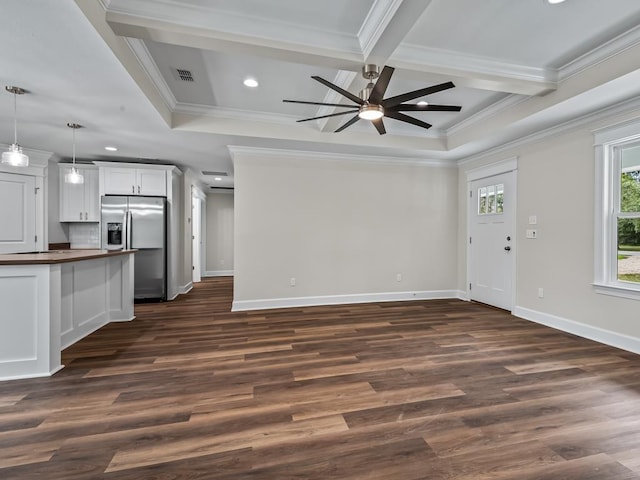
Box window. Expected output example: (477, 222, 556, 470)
(478, 183, 504, 215)
(594, 120, 640, 300)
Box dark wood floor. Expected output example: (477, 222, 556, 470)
(1, 277, 640, 479)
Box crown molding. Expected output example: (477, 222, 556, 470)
(228, 145, 453, 168)
(173, 103, 300, 126)
(393, 44, 555, 84)
(124, 37, 177, 110)
(457, 95, 640, 167)
(559, 24, 640, 82)
(106, 0, 361, 56)
(446, 94, 529, 137)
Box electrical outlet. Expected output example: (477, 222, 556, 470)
(396, 273, 402, 282)
(290, 277, 296, 287)
(529, 215, 537, 225)
(538, 287, 544, 298)
(526, 229, 537, 239)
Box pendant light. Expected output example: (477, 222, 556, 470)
(65, 123, 84, 184)
(1, 86, 29, 167)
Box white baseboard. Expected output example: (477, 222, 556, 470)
(204, 270, 234, 277)
(232, 289, 465, 312)
(513, 306, 640, 355)
(179, 282, 193, 295)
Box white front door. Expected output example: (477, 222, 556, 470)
(469, 171, 516, 310)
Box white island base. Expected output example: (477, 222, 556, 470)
(0, 250, 135, 381)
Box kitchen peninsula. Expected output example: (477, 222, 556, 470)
(0, 249, 135, 381)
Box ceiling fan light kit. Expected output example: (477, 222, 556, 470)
(283, 65, 461, 135)
(2, 86, 29, 167)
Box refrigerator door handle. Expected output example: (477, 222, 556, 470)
(125, 210, 132, 250)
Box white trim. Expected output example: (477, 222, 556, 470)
(125, 37, 177, 110)
(559, 24, 640, 82)
(394, 44, 554, 84)
(179, 282, 193, 295)
(231, 289, 464, 312)
(465, 157, 518, 182)
(357, 0, 404, 58)
(228, 145, 453, 168)
(593, 283, 640, 301)
(173, 103, 300, 125)
(458, 95, 640, 167)
(592, 118, 640, 300)
(447, 95, 528, 137)
(513, 306, 640, 355)
(466, 165, 518, 311)
(204, 270, 234, 277)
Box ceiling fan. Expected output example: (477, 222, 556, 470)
(283, 65, 462, 135)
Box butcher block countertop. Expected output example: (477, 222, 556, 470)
(0, 249, 136, 266)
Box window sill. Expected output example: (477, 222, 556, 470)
(593, 282, 640, 301)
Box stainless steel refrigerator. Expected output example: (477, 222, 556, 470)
(101, 196, 167, 301)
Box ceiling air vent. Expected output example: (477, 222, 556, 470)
(202, 171, 228, 176)
(175, 68, 194, 82)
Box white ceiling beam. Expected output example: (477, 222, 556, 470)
(105, 11, 365, 71)
(321, 0, 435, 132)
(171, 111, 447, 154)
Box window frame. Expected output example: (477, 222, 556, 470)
(594, 120, 640, 300)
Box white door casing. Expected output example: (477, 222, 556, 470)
(468, 166, 517, 310)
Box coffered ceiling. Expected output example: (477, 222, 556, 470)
(2, 0, 640, 189)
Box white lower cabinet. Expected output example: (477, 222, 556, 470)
(59, 165, 99, 222)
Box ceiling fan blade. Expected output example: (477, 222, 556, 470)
(372, 117, 386, 135)
(283, 99, 359, 108)
(383, 81, 456, 108)
(389, 104, 462, 112)
(384, 111, 432, 130)
(368, 66, 394, 104)
(296, 110, 360, 123)
(312, 76, 364, 105)
(335, 114, 360, 132)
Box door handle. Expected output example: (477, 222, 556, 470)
(504, 246, 511, 251)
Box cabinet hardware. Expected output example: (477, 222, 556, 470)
(85, 212, 88, 220)
(80, 212, 82, 220)
(137, 185, 140, 194)
(132, 185, 135, 194)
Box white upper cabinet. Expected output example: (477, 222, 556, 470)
(102, 166, 167, 196)
(59, 165, 99, 222)
(0, 172, 37, 253)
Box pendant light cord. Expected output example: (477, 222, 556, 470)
(12, 91, 18, 145)
(72, 125, 76, 166)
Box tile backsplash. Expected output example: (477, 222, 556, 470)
(69, 223, 100, 249)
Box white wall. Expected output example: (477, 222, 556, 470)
(205, 191, 234, 275)
(233, 151, 459, 309)
(458, 106, 640, 348)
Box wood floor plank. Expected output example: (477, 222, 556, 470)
(0, 277, 639, 479)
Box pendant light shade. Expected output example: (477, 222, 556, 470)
(65, 123, 84, 184)
(2, 86, 29, 167)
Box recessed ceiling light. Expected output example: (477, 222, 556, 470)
(547, 0, 566, 4)
(105, 146, 118, 152)
(243, 78, 259, 88)
(417, 101, 429, 106)
(214, 177, 222, 181)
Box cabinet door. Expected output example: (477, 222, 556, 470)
(59, 166, 86, 222)
(103, 168, 137, 195)
(0, 172, 36, 253)
(83, 168, 100, 221)
(137, 169, 166, 196)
